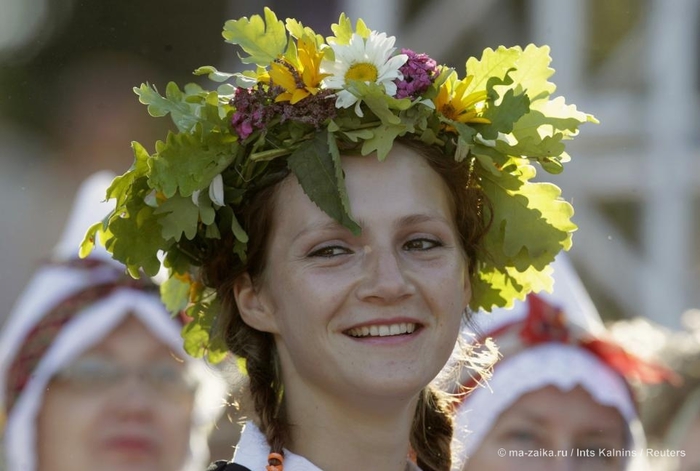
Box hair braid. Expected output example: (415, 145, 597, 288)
(410, 385, 454, 471)
(243, 330, 288, 457)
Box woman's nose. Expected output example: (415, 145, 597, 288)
(109, 375, 158, 417)
(356, 246, 416, 303)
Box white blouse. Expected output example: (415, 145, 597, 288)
(232, 421, 422, 471)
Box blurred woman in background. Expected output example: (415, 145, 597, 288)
(0, 172, 228, 471)
(449, 255, 672, 471)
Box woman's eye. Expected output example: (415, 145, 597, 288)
(55, 357, 121, 385)
(403, 238, 442, 251)
(309, 245, 352, 258)
(504, 429, 539, 445)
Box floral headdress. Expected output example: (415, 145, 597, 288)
(80, 8, 596, 361)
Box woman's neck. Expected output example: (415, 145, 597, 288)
(284, 386, 420, 471)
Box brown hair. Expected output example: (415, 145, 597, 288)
(201, 139, 491, 470)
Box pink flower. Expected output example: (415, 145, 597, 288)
(394, 49, 438, 99)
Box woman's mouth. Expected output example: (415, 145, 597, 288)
(346, 322, 417, 338)
(102, 435, 158, 458)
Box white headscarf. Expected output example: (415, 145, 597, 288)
(450, 254, 649, 471)
(0, 171, 229, 471)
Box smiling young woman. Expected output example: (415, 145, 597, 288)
(79, 8, 595, 471)
(204, 143, 478, 470)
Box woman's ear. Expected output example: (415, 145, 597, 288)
(462, 267, 472, 309)
(232, 273, 279, 334)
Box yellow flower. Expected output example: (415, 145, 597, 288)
(268, 36, 329, 104)
(434, 73, 490, 129)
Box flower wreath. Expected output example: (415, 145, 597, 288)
(80, 8, 596, 361)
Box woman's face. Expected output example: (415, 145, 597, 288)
(678, 411, 700, 471)
(464, 385, 628, 471)
(237, 144, 470, 406)
(37, 316, 195, 471)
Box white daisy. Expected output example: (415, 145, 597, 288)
(322, 31, 408, 116)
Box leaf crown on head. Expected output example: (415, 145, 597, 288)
(80, 8, 597, 362)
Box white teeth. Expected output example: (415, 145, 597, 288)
(347, 323, 417, 338)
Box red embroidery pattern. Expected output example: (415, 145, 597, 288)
(5, 260, 157, 413)
(454, 294, 674, 403)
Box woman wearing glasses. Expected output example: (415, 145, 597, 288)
(0, 172, 228, 471)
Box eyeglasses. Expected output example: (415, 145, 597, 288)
(52, 356, 198, 400)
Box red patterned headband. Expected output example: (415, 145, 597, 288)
(457, 294, 677, 398)
(4, 259, 156, 414)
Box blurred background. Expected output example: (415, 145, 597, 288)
(0, 0, 698, 460)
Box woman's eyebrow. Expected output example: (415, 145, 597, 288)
(395, 213, 451, 228)
(291, 219, 347, 242)
(578, 427, 626, 441)
(503, 411, 548, 426)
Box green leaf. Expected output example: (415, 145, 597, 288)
(328, 132, 360, 231)
(135, 82, 197, 132)
(285, 18, 324, 46)
(105, 143, 151, 209)
(163, 246, 199, 274)
(341, 129, 374, 142)
(222, 7, 288, 66)
(160, 275, 191, 314)
(479, 159, 576, 273)
(513, 134, 564, 160)
(464, 46, 522, 95)
(478, 95, 595, 172)
(328, 13, 370, 44)
(218, 205, 249, 243)
(181, 300, 228, 363)
(134, 83, 178, 118)
(471, 263, 554, 311)
(217, 83, 236, 99)
(478, 87, 530, 139)
(464, 45, 555, 103)
(134, 82, 228, 134)
(472, 145, 510, 175)
(329, 13, 353, 44)
(149, 131, 235, 198)
(181, 320, 209, 359)
(528, 96, 598, 134)
(347, 81, 411, 125)
(193, 190, 217, 225)
(206, 223, 221, 239)
(193, 65, 235, 83)
(154, 194, 203, 242)
(206, 339, 229, 363)
(451, 121, 478, 161)
(287, 131, 361, 234)
(360, 123, 407, 160)
(508, 44, 556, 103)
(107, 205, 166, 277)
(470, 264, 525, 311)
(80, 220, 106, 258)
